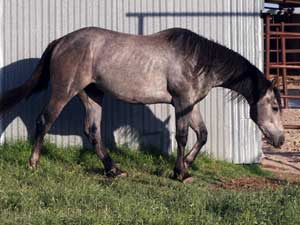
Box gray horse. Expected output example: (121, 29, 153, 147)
(0, 27, 284, 182)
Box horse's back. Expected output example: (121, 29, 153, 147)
(92, 31, 174, 103)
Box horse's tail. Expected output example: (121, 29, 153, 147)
(0, 39, 59, 115)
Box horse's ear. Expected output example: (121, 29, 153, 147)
(271, 79, 278, 88)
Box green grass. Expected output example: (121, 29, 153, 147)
(0, 141, 299, 225)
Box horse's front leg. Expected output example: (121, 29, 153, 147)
(172, 101, 193, 182)
(184, 105, 208, 168)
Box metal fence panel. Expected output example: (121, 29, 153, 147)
(0, 0, 264, 163)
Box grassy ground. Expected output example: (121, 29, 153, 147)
(0, 141, 299, 225)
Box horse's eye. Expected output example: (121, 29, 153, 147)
(272, 106, 279, 112)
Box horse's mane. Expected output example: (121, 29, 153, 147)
(164, 28, 281, 108)
(164, 28, 245, 76)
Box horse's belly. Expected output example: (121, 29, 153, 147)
(95, 74, 172, 104)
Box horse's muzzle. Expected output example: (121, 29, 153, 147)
(270, 133, 285, 148)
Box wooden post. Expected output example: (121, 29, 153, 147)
(265, 15, 271, 80)
(281, 22, 288, 108)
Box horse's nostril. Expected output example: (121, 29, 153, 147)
(278, 136, 285, 146)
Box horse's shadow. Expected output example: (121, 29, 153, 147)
(0, 58, 171, 154)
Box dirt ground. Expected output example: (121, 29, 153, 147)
(214, 176, 300, 191)
(261, 109, 300, 183)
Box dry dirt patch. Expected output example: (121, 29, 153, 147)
(261, 151, 300, 182)
(213, 176, 299, 191)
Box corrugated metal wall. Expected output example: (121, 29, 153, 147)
(0, 0, 264, 163)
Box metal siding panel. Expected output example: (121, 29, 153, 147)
(10, 0, 17, 141)
(217, 25, 225, 160)
(209, 1, 216, 158)
(2, 0, 8, 142)
(223, 0, 232, 162)
(0, 0, 4, 143)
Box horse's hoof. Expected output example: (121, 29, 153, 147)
(182, 176, 195, 184)
(116, 171, 128, 178)
(28, 160, 38, 170)
(171, 171, 190, 183)
(105, 167, 128, 178)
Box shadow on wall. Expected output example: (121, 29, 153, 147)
(0, 58, 171, 153)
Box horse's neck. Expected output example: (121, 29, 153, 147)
(218, 66, 266, 105)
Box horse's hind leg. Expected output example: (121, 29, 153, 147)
(184, 105, 208, 167)
(29, 94, 74, 169)
(78, 91, 127, 177)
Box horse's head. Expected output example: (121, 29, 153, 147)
(250, 81, 285, 148)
